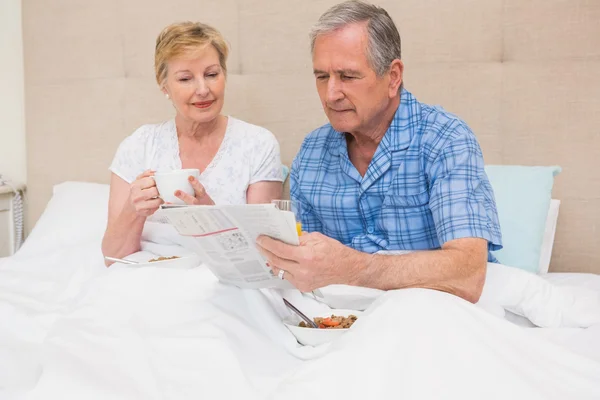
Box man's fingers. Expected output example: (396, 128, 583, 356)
(270, 266, 295, 281)
(258, 245, 300, 272)
(269, 266, 303, 290)
(270, 265, 308, 292)
(257, 235, 302, 261)
(259, 236, 322, 292)
(298, 231, 322, 244)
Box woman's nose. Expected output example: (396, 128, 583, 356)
(195, 79, 209, 96)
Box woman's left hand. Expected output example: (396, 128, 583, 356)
(174, 175, 215, 205)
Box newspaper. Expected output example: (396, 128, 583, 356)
(154, 204, 298, 289)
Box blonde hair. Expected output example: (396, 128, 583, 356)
(154, 21, 229, 87)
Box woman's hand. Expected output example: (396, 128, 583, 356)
(128, 170, 164, 217)
(175, 175, 215, 205)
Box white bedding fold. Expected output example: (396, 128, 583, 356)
(480, 262, 600, 328)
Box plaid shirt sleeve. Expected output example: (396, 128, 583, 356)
(290, 154, 323, 233)
(426, 124, 503, 251)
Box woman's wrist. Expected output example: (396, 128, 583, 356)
(112, 201, 147, 240)
(124, 207, 147, 230)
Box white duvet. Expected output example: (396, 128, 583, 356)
(1, 230, 600, 399)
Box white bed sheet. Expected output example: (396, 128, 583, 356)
(1, 239, 599, 399)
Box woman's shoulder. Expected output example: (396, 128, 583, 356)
(115, 120, 176, 155)
(227, 117, 277, 144)
(110, 121, 177, 182)
(125, 120, 175, 142)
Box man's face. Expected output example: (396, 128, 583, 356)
(312, 22, 396, 135)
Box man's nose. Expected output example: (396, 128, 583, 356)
(326, 78, 344, 103)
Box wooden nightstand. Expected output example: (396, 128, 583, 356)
(0, 183, 25, 257)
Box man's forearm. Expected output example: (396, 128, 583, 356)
(348, 241, 488, 303)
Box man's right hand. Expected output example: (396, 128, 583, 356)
(256, 232, 366, 292)
(128, 170, 163, 217)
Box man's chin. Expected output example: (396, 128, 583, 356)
(328, 118, 355, 134)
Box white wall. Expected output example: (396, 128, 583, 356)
(0, 0, 26, 185)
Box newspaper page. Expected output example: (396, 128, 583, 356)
(154, 204, 298, 289)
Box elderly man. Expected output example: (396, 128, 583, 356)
(257, 1, 502, 303)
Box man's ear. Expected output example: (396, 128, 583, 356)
(388, 59, 404, 97)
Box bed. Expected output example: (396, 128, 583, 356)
(11, 0, 600, 396)
(0, 178, 599, 399)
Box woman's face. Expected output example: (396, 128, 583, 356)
(162, 45, 226, 124)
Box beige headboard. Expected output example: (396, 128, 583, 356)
(23, 0, 600, 273)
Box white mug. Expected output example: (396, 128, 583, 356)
(152, 169, 200, 205)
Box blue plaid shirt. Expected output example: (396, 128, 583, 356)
(290, 89, 502, 261)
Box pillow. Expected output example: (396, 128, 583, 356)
(485, 166, 561, 273)
(282, 165, 290, 183)
(538, 199, 560, 274)
(17, 182, 110, 257)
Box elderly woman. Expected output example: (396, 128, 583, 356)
(102, 22, 283, 264)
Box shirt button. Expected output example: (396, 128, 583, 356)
(367, 226, 374, 234)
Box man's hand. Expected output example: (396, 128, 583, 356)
(257, 232, 487, 302)
(256, 232, 365, 292)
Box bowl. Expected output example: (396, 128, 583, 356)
(283, 309, 362, 346)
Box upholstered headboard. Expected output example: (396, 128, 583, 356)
(23, 0, 600, 273)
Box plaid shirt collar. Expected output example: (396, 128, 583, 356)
(325, 89, 421, 157)
(325, 89, 422, 192)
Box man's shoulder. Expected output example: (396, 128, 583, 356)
(304, 122, 336, 143)
(298, 122, 338, 156)
(420, 103, 472, 138)
(415, 101, 478, 157)
(291, 123, 339, 180)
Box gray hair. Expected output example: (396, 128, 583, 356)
(310, 1, 402, 77)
